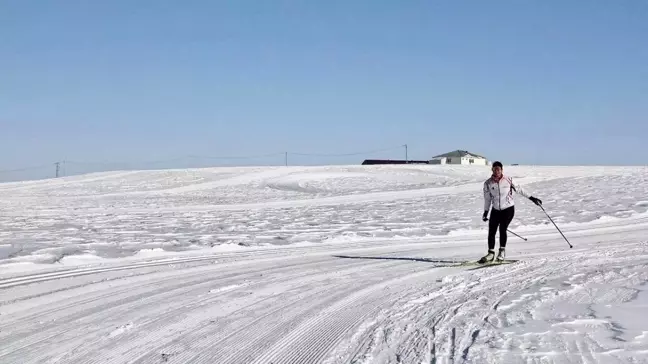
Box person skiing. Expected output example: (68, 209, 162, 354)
(479, 161, 542, 263)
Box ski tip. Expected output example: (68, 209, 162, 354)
(457, 259, 519, 267)
(479, 259, 519, 265)
(461, 259, 519, 270)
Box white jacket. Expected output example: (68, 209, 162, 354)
(483, 175, 530, 211)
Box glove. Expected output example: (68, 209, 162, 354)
(482, 210, 489, 221)
(529, 196, 542, 206)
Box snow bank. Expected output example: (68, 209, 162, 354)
(1, 165, 646, 268)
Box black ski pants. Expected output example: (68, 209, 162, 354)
(488, 206, 515, 250)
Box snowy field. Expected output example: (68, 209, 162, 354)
(1, 164, 647, 363)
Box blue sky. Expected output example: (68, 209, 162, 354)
(1, 1, 647, 180)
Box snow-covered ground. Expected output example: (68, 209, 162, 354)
(1, 164, 647, 363)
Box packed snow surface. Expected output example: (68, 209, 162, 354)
(1, 164, 647, 363)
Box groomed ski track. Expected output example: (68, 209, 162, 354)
(2, 221, 647, 363)
(1, 166, 647, 363)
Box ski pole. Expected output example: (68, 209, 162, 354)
(484, 216, 526, 241)
(507, 229, 527, 241)
(539, 204, 573, 248)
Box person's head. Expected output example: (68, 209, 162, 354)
(491, 161, 503, 178)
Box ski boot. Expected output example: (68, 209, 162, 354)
(478, 250, 495, 263)
(496, 247, 506, 262)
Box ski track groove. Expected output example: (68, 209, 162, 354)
(0, 256, 368, 362)
(2, 241, 397, 315)
(430, 326, 436, 364)
(0, 261, 239, 319)
(247, 267, 447, 364)
(0, 270, 256, 361)
(291, 301, 371, 364)
(0, 267, 227, 349)
(436, 264, 554, 361)
(2, 255, 409, 363)
(398, 244, 645, 364)
(2, 232, 646, 361)
(243, 284, 387, 364)
(134, 259, 404, 364)
(101, 279, 358, 364)
(202, 258, 436, 363)
(395, 280, 477, 363)
(0, 242, 377, 286)
(223, 288, 354, 363)
(0, 241, 393, 307)
(1, 254, 317, 333)
(0, 254, 231, 289)
(363, 259, 559, 363)
(84, 280, 341, 364)
(164, 283, 353, 364)
(341, 274, 459, 364)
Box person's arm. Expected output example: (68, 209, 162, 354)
(510, 178, 542, 206)
(483, 181, 492, 220)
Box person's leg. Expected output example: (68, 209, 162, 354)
(496, 206, 515, 261)
(487, 209, 500, 251)
(498, 206, 515, 248)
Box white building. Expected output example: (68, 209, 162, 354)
(430, 150, 488, 165)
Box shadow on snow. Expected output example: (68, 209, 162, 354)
(332, 255, 466, 264)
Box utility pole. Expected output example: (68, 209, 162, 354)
(54, 162, 60, 178)
(285, 152, 288, 166)
(404, 144, 408, 163)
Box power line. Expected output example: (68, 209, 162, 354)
(63, 147, 401, 167)
(0, 144, 411, 179)
(0, 164, 52, 174)
(65, 152, 286, 167)
(289, 145, 403, 157)
(186, 152, 286, 161)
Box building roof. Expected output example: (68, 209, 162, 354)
(432, 150, 487, 159)
(362, 159, 430, 165)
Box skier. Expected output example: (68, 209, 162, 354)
(479, 161, 542, 263)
